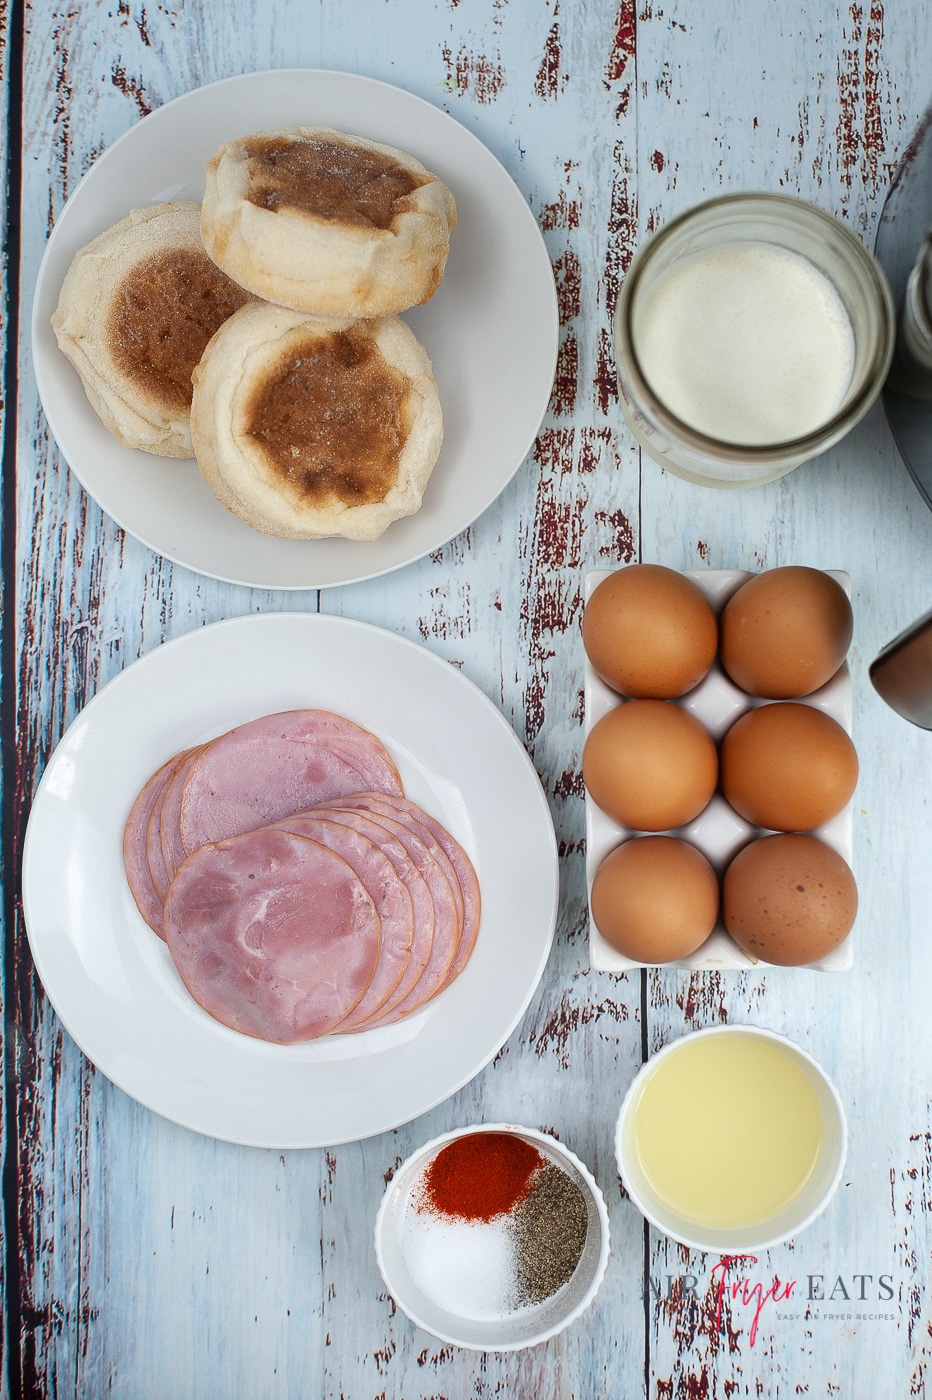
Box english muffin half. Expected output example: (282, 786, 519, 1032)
(52, 201, 250, 457)
(201, 127, 456, 318)
(190, 301, 443, 541)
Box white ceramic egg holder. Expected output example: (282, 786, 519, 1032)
(584, 568, 854, 973)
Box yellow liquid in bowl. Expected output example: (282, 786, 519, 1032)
(632, 1034, 825, 1230)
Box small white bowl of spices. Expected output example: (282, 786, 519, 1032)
(374, 1123, 610, 1350)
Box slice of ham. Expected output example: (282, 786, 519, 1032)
(288, 806, 438, 1026)
(332, 792, 481, 991)
(164, 827, 381, 1044)
(146, 781, 173, 904)
(273, 813, 414, 1029)
(395, 801, 481, 989)
(319, 799, 463, 1029)
(156, 747, 205, 897)
(178, 710, 403, 856)
(124, 755, 180, 933)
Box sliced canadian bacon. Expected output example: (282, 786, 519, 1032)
(319, 801, 463, 1029)
(272, 813, 414, 1029)
(293, 806, 437, 1024)
(178, 710, 403, 855)
(147, 748, 196, 922)
(396, 801, 481, 988)
(124, 754, 181, 933)
(333, 792, 481, 991)
(329, 793, 463, 921)
(158, 747, 206, 889)
(147, 781, 173, 903)
(161, 735, 387, 888)
(164, 827, 381, 1044)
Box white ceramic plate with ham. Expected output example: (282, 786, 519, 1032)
(22, 613, 558, 1147)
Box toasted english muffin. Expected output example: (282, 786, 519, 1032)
(52, 201, 251, 458)
(190, 300, 443, 541)
(200, 127, 456, 318)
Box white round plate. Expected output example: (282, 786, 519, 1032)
(32, 69, 558, 590)
(21, 614, 558, 1147)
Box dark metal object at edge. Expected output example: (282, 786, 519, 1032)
(875, 101, 932, 512)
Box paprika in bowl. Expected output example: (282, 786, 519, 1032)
(374, 1123, 610, 1350)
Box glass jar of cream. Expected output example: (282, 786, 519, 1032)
(613, 193, 894, 487)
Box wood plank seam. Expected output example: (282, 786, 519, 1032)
(2, 0, 28, 1395)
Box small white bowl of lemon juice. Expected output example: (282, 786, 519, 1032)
(616, 1025, 847, 1254)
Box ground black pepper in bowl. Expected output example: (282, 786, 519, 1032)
(511, 1160, 589, 1307)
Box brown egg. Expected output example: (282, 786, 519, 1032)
(721, 702, 858, 831)
(720, 567, 853, 698)
(582, 699, 718, 831)
(723, 833, 857, 965)
(582, 564, 718, 698)
(591, 836, 719, 962)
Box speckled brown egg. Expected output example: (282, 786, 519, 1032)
(723, 833, 857, 965)
(720, 567, 853, 698)
(590, 836, 720, 962)
(582, 699, 718, 831)
(721, 702, 858, 831)
(582, 564, 718, 698)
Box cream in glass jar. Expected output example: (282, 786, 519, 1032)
(614, 194, 894, 487)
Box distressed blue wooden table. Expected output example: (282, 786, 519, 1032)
(4, 2, 932, 1396)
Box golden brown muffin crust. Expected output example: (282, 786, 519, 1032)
(244, 327, 411, 507)
(108, 247, 249, 411)
(242, 134, 425, 229)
